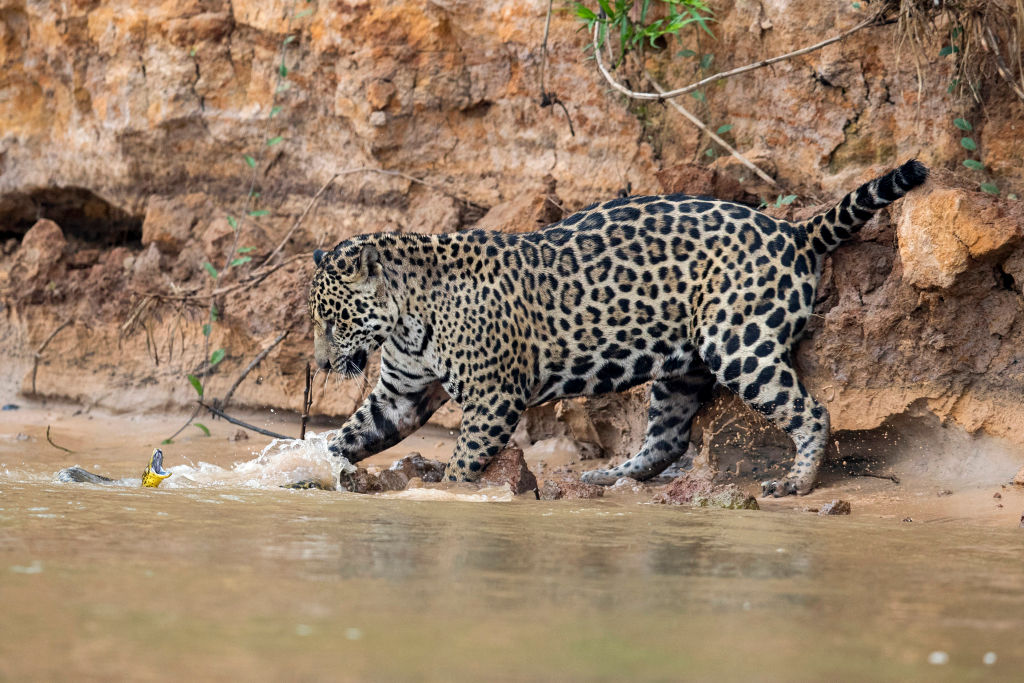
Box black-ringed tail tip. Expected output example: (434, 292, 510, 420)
(141, 448, 171, 488)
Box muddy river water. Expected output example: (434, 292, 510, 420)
(2, 406, 1023, 680)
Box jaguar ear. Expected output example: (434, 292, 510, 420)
(313, 249, 326, 267)
(357, 244, 381, 279)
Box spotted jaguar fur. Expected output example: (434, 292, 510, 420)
(308, 160, 929, 496)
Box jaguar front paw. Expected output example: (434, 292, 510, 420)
(760, 476, 813, 498)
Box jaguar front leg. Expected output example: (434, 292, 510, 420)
(328, 376, 449, 466)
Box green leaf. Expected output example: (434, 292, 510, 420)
(774, 194, 797, 207)
(187, 374, 204, 397)
(960, 137, 977, 151)
(295, 8, 313, 18)
(229, 256, 252, 267)
(278, 62, 288, 78)
(227, 215, 238, 230)
(202, 323, 211, 337)
(269, 105, 282, 119)
(700, 53, 714, 70)
(266, 136, 283, 147)
(275, 82, 291, 94)
(962, 159, 985, 171)
(209, 348, 226, 367)
(852, 2, 861, 8)
(244, 155, 256, 168)
(202, 262, 218, 279)
(210, 305, 219, 322)
(189, 47, 197, 57)
(704, 147, 715, 157)
(248, 209, 270, 217)
(194, 423, 211, 437)
(953, 117, 972, 132)
(690, 90, 706, 102)
(676, 48, 696, 58)
(161, 438, 174, 445)
(236, 246, 256, 254)
(248, 190, 261, 198)
(716, 123, 733, 135)
(1008, 193, 1019, 200)
(980, 182, 999, 195)
(575, 4, 597, 21)
(283, 35, 296, 45)
(939, 45, 954, 57)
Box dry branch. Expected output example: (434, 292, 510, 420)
(198, 401, 292, 440)
(30, 320, 72, 396)
(592, 13, 886, 102)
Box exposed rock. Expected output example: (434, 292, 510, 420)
(897, 187, 1022, 289)
(338, 467, 409, 494)
(479, 447, 538, 495)
(472, 176, 563, 234)
(228, 429, 249, 442)
(141, 194, 208, 255)
(651, 472, 759, 510)
(389, 453, 445, 483)
(655, 160, 765, 205)
(818, 499, 852, 516)
(1013, 467, 1024, 487)
(539, 477, 605, 500)
(609, 477, 645, 493)
(7, 219, 66, 287)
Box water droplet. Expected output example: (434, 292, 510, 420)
(983, 652, 997, 666)
(927, 651, 949, 665)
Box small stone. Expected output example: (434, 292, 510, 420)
(818, 499, 851, 516)
(377, 469, 409, 492)
(390, 453, 445, 483)
(937, 489, 953, 497)
(1013, 466, 1024, 487)
(1, 404, 18, 410)
(479, 447, 538, 495)
(610, 476, 643, 493)
(993, 491, 1002, 499)
(228, 429, 249, 441)
(539, 478, 604, 500)
(902, 517, 914, 523)
(1019, 513, 1024, 529)
(15, 433, 29, 441)
(927, 651, 949, 665)
(369, 110, 387, 127)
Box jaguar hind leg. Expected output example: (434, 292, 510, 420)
(581, 366, 714, 485)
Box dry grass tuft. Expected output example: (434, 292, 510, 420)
(896, 0, 1024, 101)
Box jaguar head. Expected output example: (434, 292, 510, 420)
(308, 241, 399, 377)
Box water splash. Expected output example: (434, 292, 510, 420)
(157, 429, 355, 490)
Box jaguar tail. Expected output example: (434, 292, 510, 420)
(801, 159, 929, 256)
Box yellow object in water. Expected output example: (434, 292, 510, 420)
(141, 448, 171, 488)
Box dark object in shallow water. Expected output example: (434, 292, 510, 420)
(2, 404, 18, 411)
(56, 466, 115, 484)
(281, 480, 332, 490)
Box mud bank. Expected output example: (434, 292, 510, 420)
(2, 1, 1024, 470)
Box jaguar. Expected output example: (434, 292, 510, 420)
(308, 160, 928, 496)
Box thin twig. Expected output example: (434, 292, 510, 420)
(300, 361, 312, 440)
(592, 13, 886, 102)
(260, 175, 344, 267)
(847, 470, 901, 485)
(30, 320, 72, 396)
(645, 72, 782, 190)
(46, 425, 73, 454)
(218, 330, 290, 410)
(198, 401, 292, 440)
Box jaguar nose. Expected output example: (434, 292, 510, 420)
(316, 357, 332, 372)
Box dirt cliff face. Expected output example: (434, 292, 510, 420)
(1, 1, 1023, 459)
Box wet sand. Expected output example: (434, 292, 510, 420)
(1, 402, 1023, 680)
